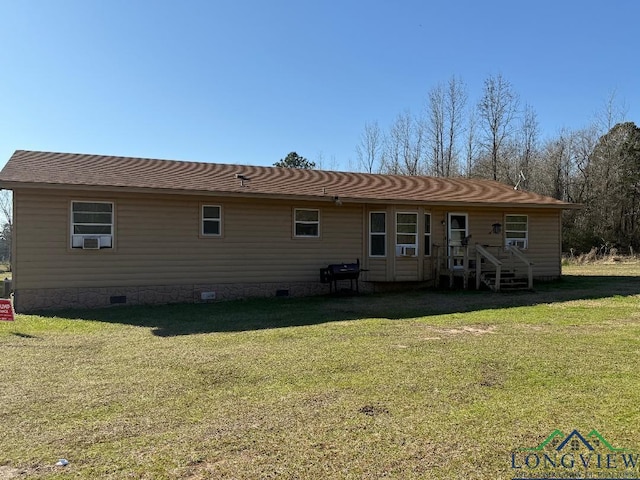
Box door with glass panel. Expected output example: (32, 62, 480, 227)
(448, 213, 468, 269)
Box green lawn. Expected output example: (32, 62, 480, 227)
(1, 264, 640, 479)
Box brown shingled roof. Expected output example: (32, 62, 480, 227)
(0, 150, 579, 209)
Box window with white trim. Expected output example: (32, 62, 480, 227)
(424, 213, 431, 256)
(294, 208, 319, 237)
(71, 201, 114, 249)
(505, 214, 528, 248)
(369, 212, 386, 257)
(202, 205, 222, 236)
(396, 212, 418, 256)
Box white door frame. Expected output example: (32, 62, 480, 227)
(448, 212, 468, 270)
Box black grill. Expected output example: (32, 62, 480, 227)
(320, 259, 360, 293)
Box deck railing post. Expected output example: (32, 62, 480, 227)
(476, 249, 481, 290)
(506, 245, 535, 290)
(463, 246, 469, 289)
(449, 259, 454, 288)
(435, 245, 442, 287)
(475, 244, 504, 292)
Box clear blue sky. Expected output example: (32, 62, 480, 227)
(1, 0, 638, 171)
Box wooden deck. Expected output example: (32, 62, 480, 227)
(434, 244, 534, 292)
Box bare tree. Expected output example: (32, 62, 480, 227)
(568, 125, 599, 202)
(515, 104, 539, 189)
(594, 89, 628, 136)
(382, 111, 426, 175)
(316, 151, 341, 171)
(409, 114, 427, 175)
(443, 76, 467, 177)
(587, 90, 630, 207)
(381, 115, 403, 174)
(0, 190, 12, 269)
(464, 108, 478, 177)
(425, 76, 467, 177)
(355, 121, 383, 173)
(535, 132, 571, 201)
(477, 73, 519, 180)
(426, 83, 445, 176)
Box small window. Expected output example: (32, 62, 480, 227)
(202, 205, 222, 236)
(424, 213, 431, 256)
(396, 212, 418, 256)
(294, 209, 320, 237)
(71, 201, 114, 249)
(505, 214, 528, 248)
(369, 212, 386, 257)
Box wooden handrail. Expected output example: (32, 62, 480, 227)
(475, 244, 502, 267)
(506, 245, 534, 289)
(506, 245, 532, 265)
(475, 244, 502, 291)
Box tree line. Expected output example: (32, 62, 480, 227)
(354, 74, 640, 253)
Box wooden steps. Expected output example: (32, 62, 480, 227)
(480, 271, 531, 292)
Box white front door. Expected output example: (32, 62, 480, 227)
(448, 213, 468, 269)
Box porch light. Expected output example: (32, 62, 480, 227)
(491, 223, 502, 234)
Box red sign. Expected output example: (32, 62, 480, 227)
(0, 299, 14, 321)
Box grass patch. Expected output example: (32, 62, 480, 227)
(1, 265, 640, 478)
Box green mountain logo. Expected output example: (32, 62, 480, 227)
(520, 429, 626, 452)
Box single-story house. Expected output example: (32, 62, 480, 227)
(0, 150, 579, 312)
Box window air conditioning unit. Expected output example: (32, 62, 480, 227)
(506, 239, 526, 249)
(396, 246, 417, 257)
(82, 237, 100, 250)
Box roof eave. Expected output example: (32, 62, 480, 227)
(0, 181, 582, 210)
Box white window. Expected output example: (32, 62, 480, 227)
(71, 201, 114, 249)
(396, 212, 418, 256)
(202, 205, 222, 236)
(369, 212, 386, 257)
(294, 209, 319, 237)
(424, 213, 431, 256)
(505, 214, 528, 248)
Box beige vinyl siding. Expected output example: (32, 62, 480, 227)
(13, 189, 364, 289)
(394, 258, 420, 281)
(364, 258, 387, 282)
(421, 258, 434, 281)
(462, 208, 560, 278)
(524, 209, 562, 278)
(13, 190, 563, 292)
(460, 207, 561, 278)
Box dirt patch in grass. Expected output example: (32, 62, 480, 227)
(415, 324, 497, 340)
(436, 325, 497, 335)
(0, 466, 20, 480)
(0, 465, 61, 479)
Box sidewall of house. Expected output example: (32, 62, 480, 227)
(12, 189, 367, 311)
(12, 188, 563, 312)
